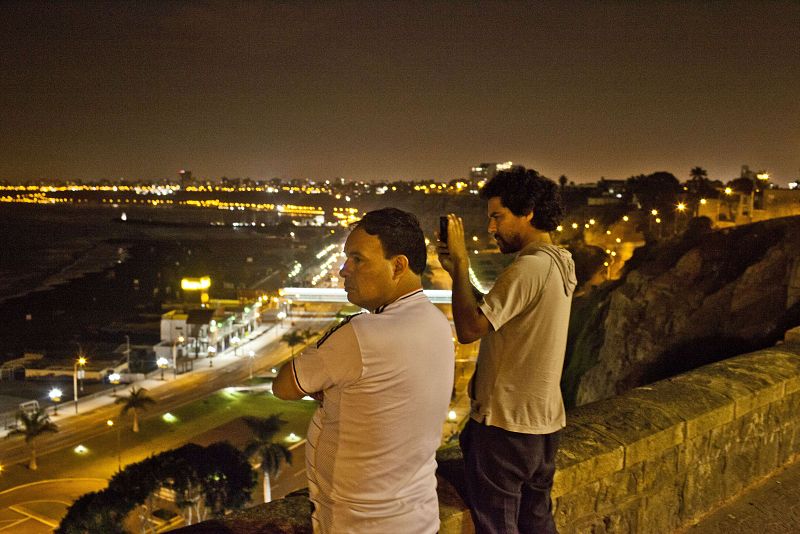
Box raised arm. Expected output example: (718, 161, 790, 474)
(437, 214, 493, 344)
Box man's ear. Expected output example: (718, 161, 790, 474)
(392, 255, 409, 278)
(525, 210, 534, 224)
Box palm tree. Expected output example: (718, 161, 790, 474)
(7, 408, 58, 470)
(115, 386, 155, 432)
(281, 330, 306, 357)
(687, 166, 710, 217)
(689, 166, 708, 182)
(242, 414, 292, 503)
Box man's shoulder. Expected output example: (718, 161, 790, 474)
(503, 252, 551, 276)
(316, 313, 363, 349)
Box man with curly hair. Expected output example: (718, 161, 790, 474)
(438, 167, 576, 534)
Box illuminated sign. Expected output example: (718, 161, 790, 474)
(181, 276, 211, 291)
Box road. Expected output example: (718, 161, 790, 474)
(0, 478, 107, 533)
(0, 317, 331, 477)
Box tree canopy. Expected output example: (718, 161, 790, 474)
(7, 408, 58, 470)
(115, 386, 155, 432)
(243, 414, 293, 503)
(57, 442, 256, 533)
(626, 172, 682, 213)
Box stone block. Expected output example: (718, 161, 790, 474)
(683, 363, 782, 418)
(723, 449, 759, 497)
(682, 424, 733, 473)
(626, 378, 734, 439)
(554, 481, 601, 528)
(594, 463, 643, 511)
(570, 396, 684, 469)
(641, 484, 683, 534)
(681, 453, 727, 520)
(554, 422, 625, 498)
(737, 404, 782, 476)
(641, 446, 681, 493)
(568, 503, 640, 534)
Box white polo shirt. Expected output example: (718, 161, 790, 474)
(293, 291, 455, 534)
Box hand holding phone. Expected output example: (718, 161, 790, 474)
(439, 215, 449, 244)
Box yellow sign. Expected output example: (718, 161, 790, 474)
(181, 277, 211, 291)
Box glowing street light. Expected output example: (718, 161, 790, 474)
(172, 335, 185, 378)
(108, 372, 121, 396)
(157, 357, 169, 380)
(73, 355, 87, 414)
(107, 419, 121, 471)
(724, 187, 733, 195)
(676, 203, 686, 212)
(49, 388, 62, 415)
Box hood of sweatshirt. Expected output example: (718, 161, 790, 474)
(520, 243, 578, 297)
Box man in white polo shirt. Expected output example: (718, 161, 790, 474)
(274, 208, 455, 533)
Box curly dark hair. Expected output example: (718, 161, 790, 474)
(353, 208, 427, 275)
(479, 168, 564, 231)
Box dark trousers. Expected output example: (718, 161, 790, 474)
(460, 418, 560, 534)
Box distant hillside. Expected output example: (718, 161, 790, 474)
(563, 215, 800, 407)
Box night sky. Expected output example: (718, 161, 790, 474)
(1, 1, 798, 184)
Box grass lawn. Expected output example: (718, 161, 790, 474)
(1, 390, 317, 490)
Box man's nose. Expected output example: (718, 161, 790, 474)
(339, 262, 349, 277)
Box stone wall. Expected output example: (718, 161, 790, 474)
(176, 332, 800, 534)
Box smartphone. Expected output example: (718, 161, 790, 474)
(439, 215, 448, 244)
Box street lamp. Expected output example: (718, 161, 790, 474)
(172, 335, 184, 378)
(49, 388, 62, 416)
(157, 357, 169, 380)
(107, 419, 121, 471)
(73, 356, 87, 414)
(675, 202, 687, 234)
(108, 372, 121, 396)
(124, 335, 131, 371)
(231, 336, 241, 357)
(207, 345, 216, 367)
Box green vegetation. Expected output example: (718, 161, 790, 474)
(57, 442, 256, 533)
(0, 390, 316, 493)
(281, 329, 318, 356)
(115, 386, 156, 433)
(6, 408, 59, 471)
(243, 414, 293, 503)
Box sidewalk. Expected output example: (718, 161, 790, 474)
(683, 457, 800, 533)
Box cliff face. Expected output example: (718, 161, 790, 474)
(568, 216, 800, 406)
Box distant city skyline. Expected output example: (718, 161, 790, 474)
(1, 2, 798, 185)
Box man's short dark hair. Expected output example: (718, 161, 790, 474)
(353, 208, 427, 275)
(479, 168, 564, 231)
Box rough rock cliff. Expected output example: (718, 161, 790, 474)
(565, 215, 800, 406)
